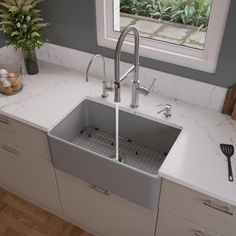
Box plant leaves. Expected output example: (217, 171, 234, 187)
(0, 2, 12, 9)
(31, 32, 40, 37)
(120, 0, 210, 28)
(185, 5, 195, 19)
(0, 20, 14, 26)
(11, 31, 19, 37)
(0, 0, 47, 50)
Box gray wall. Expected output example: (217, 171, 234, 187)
(1, 0, 235, 88)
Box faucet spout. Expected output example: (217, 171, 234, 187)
(86, 54, 105, 83)
(114, 26, 140, 103)
(86, 54, 113, 98)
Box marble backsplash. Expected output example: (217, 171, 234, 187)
(0, 44, 227, 111)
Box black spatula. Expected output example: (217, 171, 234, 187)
(220, 144, 234, 182)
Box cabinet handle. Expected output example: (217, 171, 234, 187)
(1, 144, 19, 155)
(193, 230, 202, 236)
(89, 184, 109, 196)
(0, 116, 9, 125)
(203, 200, 233, 216)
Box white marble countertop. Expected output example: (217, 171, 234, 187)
(0, 60, 236, 207)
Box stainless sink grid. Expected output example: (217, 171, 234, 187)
(72, 127, 166, 175)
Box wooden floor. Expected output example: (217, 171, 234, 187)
(0, 187, 94, 236)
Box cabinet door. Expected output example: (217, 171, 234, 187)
(0, 114, 51, 160)
(0, 138, 61, 213)
(56, 170, 157, 236)
(156, 210, 219, 236)
(160, 180, 236, 236)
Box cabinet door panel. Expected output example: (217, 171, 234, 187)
(0, 138, 61, 213)
(156, 210, 219, 236)
(160, 180, 236, 236)
(0, 114, 50, 160)
(56, 170, 157, 236)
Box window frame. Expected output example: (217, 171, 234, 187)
(95, 0, 231, 73)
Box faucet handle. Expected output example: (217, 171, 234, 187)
(157, 104, 172, 118)
(148, 78, 157, 91)
(137, 77, 157, 96)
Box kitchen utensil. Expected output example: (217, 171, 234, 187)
(220, 144, 234, 182)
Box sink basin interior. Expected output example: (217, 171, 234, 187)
(51, 99, 181, 175)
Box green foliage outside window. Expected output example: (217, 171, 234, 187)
(120, 0, 211, 29)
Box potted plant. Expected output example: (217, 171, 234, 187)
(0, 0, 48, 75)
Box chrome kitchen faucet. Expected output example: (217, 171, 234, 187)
(114, 25, 156, 107)
(86, 54, 113, 98)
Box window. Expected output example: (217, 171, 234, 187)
(96, 0, 231, 73)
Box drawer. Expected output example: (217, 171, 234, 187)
(160, 180, 236, 236)
(0, 114, 50, 160)
(156, 210, 218, 236)
(0, 137, 61, 213)
(56, 170, 157, 236)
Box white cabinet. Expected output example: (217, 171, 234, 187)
(0, 137, 61, 213)
(56, 169, 157, 236)
(156, 210, 219, 236)
(157, 180, 236, 236)
(0, 115, 61, 214)
(0, 114, 51, 160)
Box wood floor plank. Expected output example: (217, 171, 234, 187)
(0, 226, 25, 236)
(2, 193, 52, 224)
(0, 202, 7, 213)
(80, 231, 94, 236)
(0, 222, 7, 234)
(0, 205, 48, 234)
(45, 215, 76, 236)
(67, 227, 83, 236)
(0, 189, 7, 202)
(0, 187, 94, 236)
(26, 229, 45, 236)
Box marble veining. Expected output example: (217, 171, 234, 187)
(0, 46, 236, 208)
(37, 43, 227, 111)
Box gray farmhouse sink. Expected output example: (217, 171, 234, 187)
(48, 98, 181, 209)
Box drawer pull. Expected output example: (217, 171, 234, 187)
(0, 116, 9, 125)
(1, 144, 19, 155)
(203, 200, 233, 216)
(89, 184, 109, 196)
(193, 230, 202, 236)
